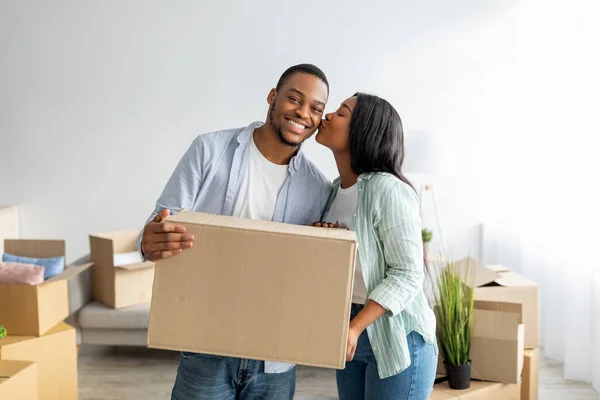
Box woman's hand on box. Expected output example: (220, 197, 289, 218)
(310, 221, 339, 228)
(142, 209, 195, 261)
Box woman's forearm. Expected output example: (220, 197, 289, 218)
(350, 300, 386, 333)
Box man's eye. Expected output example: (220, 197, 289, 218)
(313, 107, 323, 114)
(289, 97, 300, 104)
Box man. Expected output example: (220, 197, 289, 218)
(136, 64, 332, 400)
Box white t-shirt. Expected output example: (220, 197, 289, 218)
(233, 137, 289, 220)
(232, 136, 293, 374)
(324, 184, 368, 305)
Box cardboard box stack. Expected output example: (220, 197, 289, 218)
(89, 230, 155, 309)
(434, 257, 540, 399)
(148, 211, 357, 369)
(0, 239, 88, 399)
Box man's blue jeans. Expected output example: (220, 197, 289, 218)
(171, 353, 295, 400)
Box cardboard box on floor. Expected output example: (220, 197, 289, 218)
(0, 206, 19, 254)
(148, 211, 357, 369)
(0, 239, 92, 336)
(430, 380, 520, 399)
(89, 230, 155, 309)
(436, 300, 524, 384)
(0, 322, 77, 400)
(522, 348, 540, 400)
(0, 360, 38, 400)
(455, 257, 539, 348)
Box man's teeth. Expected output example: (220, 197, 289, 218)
(288, 120, 306, 130)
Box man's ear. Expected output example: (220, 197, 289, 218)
(267, 89, 277, 106)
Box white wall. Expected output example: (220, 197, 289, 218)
(1, 0, 586, 262)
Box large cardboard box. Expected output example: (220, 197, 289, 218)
(148, 211, 357, 369)
(89, 230, 155, 308)
(0, 240, 92, 336)
(0, 360, 38, 400)
(521, 348, 540, 400)
(0, 322, 77, 400)
(456, 257, 539, 348)
(430, 380, 520, 399)
(436, 300, 524, 384)
(0, 206, 19, 254)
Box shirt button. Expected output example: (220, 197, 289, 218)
(353, 213, 357, 217)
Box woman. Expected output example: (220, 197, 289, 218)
(313, 93, 437, 400)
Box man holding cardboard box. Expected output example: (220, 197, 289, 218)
(136, 64, 332, 400)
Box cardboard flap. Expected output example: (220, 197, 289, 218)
(486, 264, 511, 272)
(0, 360, 35, 377)
(116, 261, 155, 271)
(473, 306, 522, 340)
(454, 257, 501, 288)
(475, 300, 523, 322)
(89, 231, 140, 253)
(45, 262, 93, 283)
(168, 211, 357, 242)
(3, 240, 65, 264)
(495, 271, 539, 287)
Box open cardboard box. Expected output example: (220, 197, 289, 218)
(0, 360, 38, 400)
(0, 322, 77, 400)
(0, 239, 92, 336)
(89, 230, 155, 309)
(148, 211, 357, 369)
(455, 257, 539, 348)
(436, 300, 524, 384)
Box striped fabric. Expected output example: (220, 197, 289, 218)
(323, 172, 438, 379)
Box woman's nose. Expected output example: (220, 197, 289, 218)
(325, 112, 333, 121)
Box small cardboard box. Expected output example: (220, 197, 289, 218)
(89, 230, 155, 309)
(436, 300, 524, 384)
(0, 360, 38, 400)
(0, 206, 19, 254)
(0, 240, 92, 336)
(455, 257, 539, 348)
(521, 348, 540, 400)
(0, 322, 77, 400)
(148, 211, 357, 369)
(470, 301, 524, 383)
(430, 380, 520, 399)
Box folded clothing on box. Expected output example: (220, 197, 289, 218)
(2, 252, 64, 279)
(0, 261, 45, 284)
(113, 251, 143, 267)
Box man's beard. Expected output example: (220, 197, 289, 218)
(269, 104, 301, 148)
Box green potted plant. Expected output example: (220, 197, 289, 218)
(0, 325, 6, 339)
(433, 260, 475, 390)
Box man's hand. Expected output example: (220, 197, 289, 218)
(141, 210, 195, 261)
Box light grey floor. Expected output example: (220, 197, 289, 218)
(78, 345, 599, 400)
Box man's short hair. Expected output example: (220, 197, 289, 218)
(275, 64, 329, 94)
